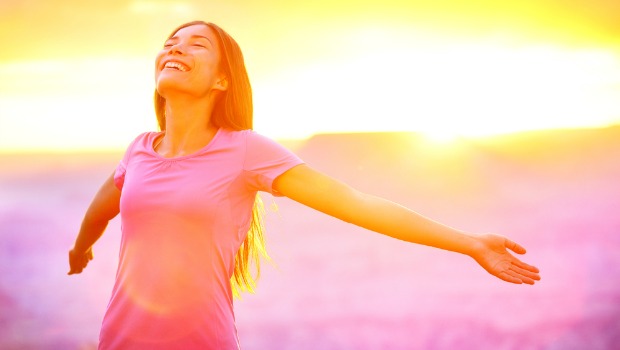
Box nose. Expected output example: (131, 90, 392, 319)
(167, 42, 185, 55)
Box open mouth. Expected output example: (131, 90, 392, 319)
(164, 61, 190, 72)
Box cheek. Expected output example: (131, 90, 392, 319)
(154, 52, 166, 78)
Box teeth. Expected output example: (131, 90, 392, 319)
(164, 61, 189, 71)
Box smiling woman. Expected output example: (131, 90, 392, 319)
(67, 20, 539, 350)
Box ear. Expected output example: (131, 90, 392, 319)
(214, 76, 228, 91)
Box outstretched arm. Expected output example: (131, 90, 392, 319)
(68, 171, 120, 275)
(273, 164, 540, 284)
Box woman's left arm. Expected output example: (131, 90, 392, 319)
(273, 164, 540, 285)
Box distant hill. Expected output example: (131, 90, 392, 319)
(298, 125, 620, 167)
(292, 125, 620, 205)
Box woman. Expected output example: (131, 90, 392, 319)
(68, 21, 540, 349)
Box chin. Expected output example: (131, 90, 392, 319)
(156, 73, 212, 99)
(156, 77, 192, 97)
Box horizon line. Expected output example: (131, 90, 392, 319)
(1, 124, 618, 155)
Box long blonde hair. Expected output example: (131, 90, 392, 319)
(155, 21, 268, 297)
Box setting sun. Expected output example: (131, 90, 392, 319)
(255, 31, 620, 141)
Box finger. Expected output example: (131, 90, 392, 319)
(504, 238, 526, 254)
(505, 269, 538, 285)
(515, 275, 535, 285)
(509, 265, 539, 283)
(518, 276, 535, 285)
(497, 270, 523, 284)
(512, 258, 540, 274)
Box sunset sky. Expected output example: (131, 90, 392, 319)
(1, 0, 619, 151)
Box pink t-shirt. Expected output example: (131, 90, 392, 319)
(98, 129, 303, 350)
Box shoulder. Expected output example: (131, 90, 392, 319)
(127, 131, 161, 149)
(216, 128, 275, 147)
(120, 131, 161, 160)
(215, 129, 299, 159)
(217, 128, 257, 139)
(135, 131, 161, 142)
(240, 129, 303, 165)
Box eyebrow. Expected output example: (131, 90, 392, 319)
(167, 34, 213, 46)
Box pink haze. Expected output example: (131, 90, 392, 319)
(1, 126, 619, 349)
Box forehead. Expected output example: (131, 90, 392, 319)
(169, 24, 216, 41)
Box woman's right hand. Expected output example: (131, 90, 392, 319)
(68, 247, 94, 275)
(68, 171, 120, 276)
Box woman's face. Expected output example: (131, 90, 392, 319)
(155, 24, 225, 98)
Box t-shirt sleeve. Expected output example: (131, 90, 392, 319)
(243, 130, 304, 196)
(114, 133, 144, 191)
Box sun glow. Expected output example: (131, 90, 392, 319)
(254, 29, 620, 141)
(2, 3, 620, 152)
(0, 58, 156, 152)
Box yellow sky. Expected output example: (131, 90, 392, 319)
(1, 0, 620, 151)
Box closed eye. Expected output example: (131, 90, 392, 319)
(190, 35, 212, 49)
(162, 35, 212, 49)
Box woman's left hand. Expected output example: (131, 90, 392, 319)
(470, 233, 541, 284)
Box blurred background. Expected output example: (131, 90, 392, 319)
(1, 0, 619, 349)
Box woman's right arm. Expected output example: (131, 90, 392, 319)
(68, 171, 121, 275)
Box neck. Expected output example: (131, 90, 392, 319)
(158, 93, 219, 157)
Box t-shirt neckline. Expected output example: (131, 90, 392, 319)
(149, 128, 223, 161)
